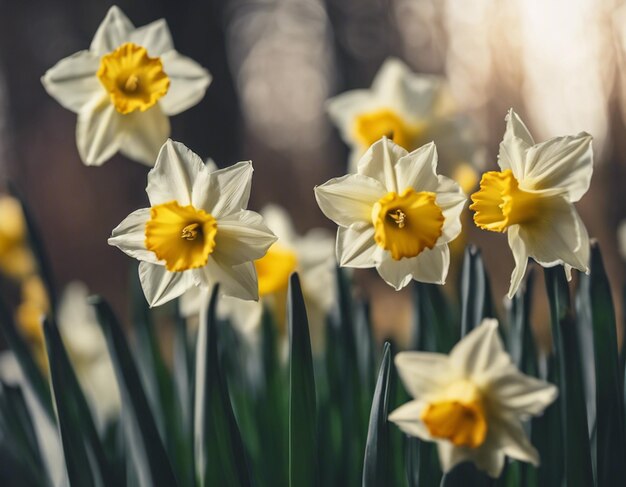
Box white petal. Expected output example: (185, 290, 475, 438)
(41, 50, 102, 114)
(260, 205, 296, 243)
(326, 90, 380, 143)
(119, 106, 170, 166)
(436, 442, 472, 474)
(179, 285, 210, 318)
(146, 139, 209, 207)
(472, 444, 506, 478)
(376, 256, 413, 290)
(76, 94, 123, 166)
(129, 19, 173, 56)
(138, 262, 193, 307)
(489, 367, 558, 417)
(523, 133, 593, 202)
(314, 174, 385, 227)
(204, 162, 253, 217)
(388, 400, 432, 440)
(195, 259, 258, 301)
(435, 176, 466, 244)
(450, 319, 510, 379)
(213, 210, 277, 266)
(491, 415, 540, 465)
(394, 352, 451, 398)
(519, 197, 590, 272)
(394, 142, 439, 192)
(335, 226, 378, 268)
(507, 226, 529, 299)
(159, 51, 212, 116)
(108, 208, 158, 263)
(90, 6, 134, 56)
(399, 244, 450, 286)
(357, 137, 407, 192)
(497, 109, 534, 179)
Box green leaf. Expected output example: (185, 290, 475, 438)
(362, 342, 391, 486)
(412, 282, 457, 353)
(42, 317, 114, 486)
(0, 295, 54, 420)
(288, 273, 319, 487)
(506, 268, 537, 376)
(460, 245, 494, 337)
(576, 243, 626, 486)
(193, 285, 251, 487)
(90, 296, 178, 487)
(544, 267, 593, 487)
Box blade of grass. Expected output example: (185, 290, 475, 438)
(460, 245, 494, 337)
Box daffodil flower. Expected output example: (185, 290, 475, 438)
(314, 137, 466, 290)
(389, 319, 557, 477)
(327, 58, 481, 192)
(108, 139, 277, 306)
(41, 6, 211, 166)
(470, 109, 593, 298)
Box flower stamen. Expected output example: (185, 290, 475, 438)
(181, 223, 200, 241)
(388, 209, 406, 228)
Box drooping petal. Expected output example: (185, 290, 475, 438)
(146, 139, 209, 207)
(449, 319, 510, 380)
(41, 50, 102, 114)
(138, 262, 194, 307)
(357, 137, 407, 192)
(408, 245, 450, 285)
(76, 94, 123, 166)
(212, 210, 277, 266)
(523, 133, 593, 202)
(90, 6, 134, 56)
(491, 415, 540, 465)
(519, 197, 590, 273)
(488, 366, 558, 417)
(394, 352, 452, 398)
(375, 256, 414, 290)
(335, 225, 379, 268)
(394, 142, 440, 192)
(507, 226, 530, 299)
(203, 162, 254, 217)
(158, 51, 212, 116)
(497, 109, 534, 179)
(436, 441, 473, 474)
(314, 174, 385, 227)
(194, 259, 258, 301)
(472, 443, 506, 478)
(387, 400, 433, 440)
(128, 19, 174, 57)
(435, 176, 466, 244)
(108, 208, 158, 263)
(119, 105, 170, 166)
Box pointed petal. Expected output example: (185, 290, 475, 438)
(336, 225, 379, 268)
(357, 137, 407, 192)
(436, 442, 472, 474)
(129, 19, 173, 56)
(491, 415, 540, 465)
(523, 133, 593, 202)
(76, 94, 123, 166)
(138, 262, 193, 307)
(473, 445, 506, 478)
(388, 400, 432, 440)
(435, 176, 466, 244)
(394, 352, 451, 398)
(108, 208, 158, 263)
(146, 139, 208, 206)
(408, 245, 450, 285)
(314, 174, 385, 227)
(376, 256, 414, 290)
(41, 50, 101, 114)
(213, 210, 277, 266)
(394, 142, 439, 192)
(159, 51, 212, 116)
(497, 109, 534, 179)
(507, 226, 529, 299)
(203, 161, 253, 217)
(450, 319, 510, 379)
(119, 106, 170, 166)
(195, 259, 258, 301)
(90, 6, 134, 56)
(489, 368, 558, 417)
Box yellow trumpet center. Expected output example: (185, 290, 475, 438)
(470, 169, 544, 233)
(372, 188, 444, 260)
(145, 201, 217, 272)
(353, 108, 425, 151)
(421, 380, 487, 449)
(254, 243, 298, 297)
(97, 42, 170, 114)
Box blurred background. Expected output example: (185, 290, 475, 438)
(0, 0, 625, 344)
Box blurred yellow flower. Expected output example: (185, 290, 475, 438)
(15, 275, 49, 370)
(41, 6, 211, 166)
(389, 319, 557, 478)
(0, 196, 35, 279)
(470, 109, 593, 298)
(315, 137, 465, 290)
(109, 139, 277, 307)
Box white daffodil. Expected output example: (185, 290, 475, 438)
(41, 5, 211, 166)
(314, 137, 466, 290)
(181, 204, 336, 346)
(470, 109, 593, 298)
(58, 282, 120, 428)
(389, 319, 557, 478)
(327, 57, 481, 192)
(108, 139, 277, 306)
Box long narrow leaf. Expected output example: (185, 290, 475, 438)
(460, 245, 494, 337)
